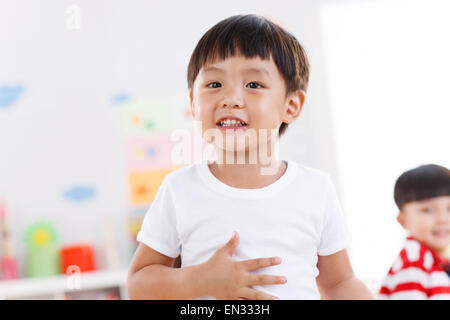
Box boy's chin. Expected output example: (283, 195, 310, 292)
(214, 147, 265, 164)
(426, 237, 450, 253)
(215, 146, 250, 157)
(214, 142, 256, 153)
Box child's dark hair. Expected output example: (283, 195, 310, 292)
(394, 164, 450, 210)
(187, 14, 310, 137)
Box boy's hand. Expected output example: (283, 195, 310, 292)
(201, 231, 286, 300)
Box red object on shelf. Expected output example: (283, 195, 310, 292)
(1, 257, 18, 280)
(61, 244, 96, 274)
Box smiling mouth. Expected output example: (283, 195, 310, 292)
(216, 120, 248, 130)
(432, 230, 450, 238)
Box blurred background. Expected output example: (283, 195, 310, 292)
(0, 0, 448, 299)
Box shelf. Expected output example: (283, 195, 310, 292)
(0, 268, 129, 300)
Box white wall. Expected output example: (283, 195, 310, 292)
(319, 0, 450, 289)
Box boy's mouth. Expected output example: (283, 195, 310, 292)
(432, 230, 450, 239)
(216, 117, 248, 131)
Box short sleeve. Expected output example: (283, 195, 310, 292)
(317, 176, 351, 256)
(136, 177, 181, 258)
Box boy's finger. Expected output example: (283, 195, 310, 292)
(238, 287, 280, 300)
(240, 257, 282, 271)
(245, 274, 287, 286)
(220, 231, 240, 256)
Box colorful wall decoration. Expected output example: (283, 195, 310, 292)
(114, 94, 201, 254)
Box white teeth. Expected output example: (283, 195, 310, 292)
(219, 119, 246, 126)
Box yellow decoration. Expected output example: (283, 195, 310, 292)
(128, 169, 176, 205)
(134, 148, 144, 158)
(128, 215, 144, 234)
(24, 221, 58, 249)
(33, 228, 51, 247)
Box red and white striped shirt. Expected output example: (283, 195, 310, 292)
(379, 237, 450, 299)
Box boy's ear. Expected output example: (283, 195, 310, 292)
(282, 90, 306, 124)
(396, 212, 406, 228)
(189, 90, 195, 118)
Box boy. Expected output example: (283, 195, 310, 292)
(379, 164, 450, 299)
(127, 14, 374, 300)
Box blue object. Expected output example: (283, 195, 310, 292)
(147, 147, 156, 157)
(63, 185, 95, 202)
(0, 85, 26, 108)
(111, 93, 131, 104)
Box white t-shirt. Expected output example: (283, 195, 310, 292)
(136, 159, 351, 299)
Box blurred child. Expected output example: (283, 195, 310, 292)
(127, 14, 373, 300)
(379, 164, 450, 299)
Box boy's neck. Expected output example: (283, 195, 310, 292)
(207, 135, 286, 188)
(407, 235, 449, 261)
(208, 156, 287, 189)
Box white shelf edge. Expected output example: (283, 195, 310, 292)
(0, 268, 129, 299)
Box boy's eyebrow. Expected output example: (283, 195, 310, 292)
(202, 66, 271, 77)
(243, 67, 271, 77)
(202, 66, 224, 74)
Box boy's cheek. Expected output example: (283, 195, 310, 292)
(402, 215, 429, 235)
(414, 221, 435, 240)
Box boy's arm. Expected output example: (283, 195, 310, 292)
(127, 233, 285, 300)
(316, 249, 375, 299)
(127, 243, 208, 299)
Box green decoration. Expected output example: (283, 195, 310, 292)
(23, 221, 61, 277)
(121, 98, 174, 135)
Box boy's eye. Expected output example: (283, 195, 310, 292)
(207, 82, 221, 88)
(207, 82, 263, 89)
(421, 207, 433, 213)
(247, 82, 263, 89)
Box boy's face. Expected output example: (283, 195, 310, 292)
(397, 195, 450, 254)
(189, 53, 304, 157)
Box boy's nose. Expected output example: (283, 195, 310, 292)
(220, 89, 244, 108)
(222, 100, 243, 108)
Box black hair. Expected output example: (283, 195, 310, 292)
(394, 164, 450, 210)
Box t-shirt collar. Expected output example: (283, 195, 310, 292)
(196, 158, 298, 200)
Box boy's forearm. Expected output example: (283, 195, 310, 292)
(127, 263, 209, 299)
(320, 276, 375, 300)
